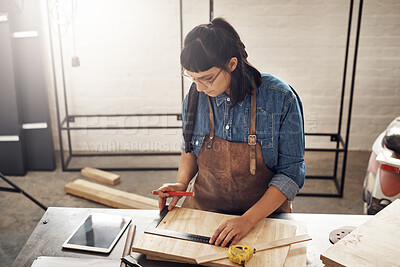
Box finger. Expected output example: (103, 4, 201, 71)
(164, 183, 183, 191)
(165, 184, 178, 191)
(229, 234, 242, 246)
(210, 223, 227, 244)
(221, 230, 237, 247)
(158, 191, 170, 198)
(157, 186, 171, 198)
(160, 185, 170, 190)
(156, 184, 169, 192)
(158, 196, 166, 211)
(168, 196, 181, 210)
(215, 228, 233, 247)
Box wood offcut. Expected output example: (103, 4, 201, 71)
(65, 179, 158, 209)
(81, 167, 120, 185)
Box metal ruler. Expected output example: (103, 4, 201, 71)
(144, 206, 231, 247)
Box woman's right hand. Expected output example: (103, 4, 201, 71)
(156, 182, 188, 211)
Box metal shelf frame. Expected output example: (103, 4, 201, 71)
(0, 172, 47, 210)
(299, 0, 363, 197)
(46, 1, 186, 172)
(48, 0, 363, 198)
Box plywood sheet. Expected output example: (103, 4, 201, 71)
(321, 199, 400, 267)
(133, 207, 298, 266)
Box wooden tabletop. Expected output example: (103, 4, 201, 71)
(12, 207, 371, 267)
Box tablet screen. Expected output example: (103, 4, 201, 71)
(62, 213, 131, 253)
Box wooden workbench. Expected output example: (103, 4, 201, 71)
(12, 207, 371, 267)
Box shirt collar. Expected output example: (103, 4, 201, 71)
(215, 93, 227, 106)
(215, 93, 244, 106)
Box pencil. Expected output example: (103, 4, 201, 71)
(152, 190, 194, 197)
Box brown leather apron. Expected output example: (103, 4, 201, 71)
(182, 87, 291, 215)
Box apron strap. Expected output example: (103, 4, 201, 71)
(206, 97, 215, 149)
(249, 83, 257, 175)
(206, 84, 257, 176)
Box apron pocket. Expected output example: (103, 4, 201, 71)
(260, 136, 275, 167)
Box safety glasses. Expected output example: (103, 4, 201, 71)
(181, 68, 223, 87)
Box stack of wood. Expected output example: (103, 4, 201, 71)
(65, 167, 158, 209)
(321, 199, 400, 266)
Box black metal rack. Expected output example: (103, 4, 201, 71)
(300, 0, 363, 197)
(0, 172, 47, 210)
(46, 1, 185, 172)
(48, 0, 363, 197)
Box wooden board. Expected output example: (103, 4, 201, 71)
(195, 234, 310, 264)
(145, 219, 307, 266)
(283, 220, 307, 267)
(321, 199, 400, 267)
(81, 167, 120, 185)
(133, 207, 298, 266)
(65, 179, 158, 209)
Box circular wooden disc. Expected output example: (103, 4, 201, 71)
(329, 226, 357, 244)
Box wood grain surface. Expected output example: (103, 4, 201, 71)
(283, 220, 307, 267)
(132, 207, 298, 266)
(81, 167, 120, 185)
(321, 199, 400, 267)
(195, 234, 311, 264)
(65, 179, 158, 209)
(13, 207, 373, 267)
(121, 224, 136, 267)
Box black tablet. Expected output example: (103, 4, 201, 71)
(62, 213, 132, 253)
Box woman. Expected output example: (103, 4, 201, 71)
(156, 17, 305, 247)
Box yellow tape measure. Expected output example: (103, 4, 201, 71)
(228, 245, 256, 265)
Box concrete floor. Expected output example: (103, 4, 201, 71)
(0, 151, 370, 267)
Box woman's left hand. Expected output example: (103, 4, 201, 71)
(209, 216, 255, 247)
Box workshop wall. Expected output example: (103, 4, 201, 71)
(211, 0, 400, 149)
(40, 0, 400, 152)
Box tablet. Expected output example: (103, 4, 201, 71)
(62, 213, 132, 253)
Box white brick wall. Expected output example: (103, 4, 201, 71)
(41, 0, 400, 152)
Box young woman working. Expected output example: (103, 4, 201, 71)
(156, 17, 305, 248)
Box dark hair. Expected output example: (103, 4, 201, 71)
(180, 17, 261, 106)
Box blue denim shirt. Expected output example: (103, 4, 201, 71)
(181, 73, 305, 201)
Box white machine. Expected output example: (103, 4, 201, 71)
(363, 116, 400, 214)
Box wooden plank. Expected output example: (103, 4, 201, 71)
(81, 167, 120, 185)
(121, 224, 136, 267)
(188, 219, 308, 267)
(65, 179, 158, 209)
(142, 218, 307, 266)
(146, 224, 309, 266)
(132, 207, 298, 266)
(195, 234, 311, 264)
(320, 199, 400, 267)
(283, 220, 307, 267)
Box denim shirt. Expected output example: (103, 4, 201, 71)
(181, 72, 305, 201)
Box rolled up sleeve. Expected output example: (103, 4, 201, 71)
(269, 95, 305, 201)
